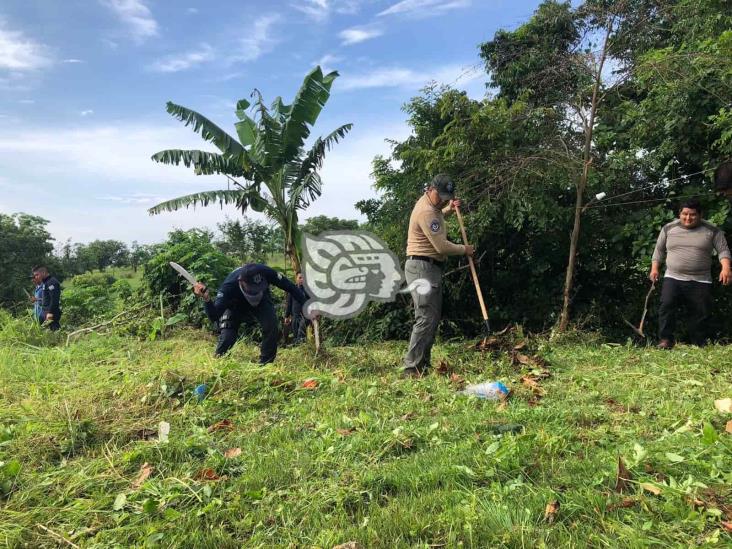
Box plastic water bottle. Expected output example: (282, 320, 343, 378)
(461, 381, 509, 400)
(193, 384, 208, 401)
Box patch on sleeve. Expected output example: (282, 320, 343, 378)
(48, 285, 55, 290)
(429, 219, 441, 233)
(277, 272, 283, 280)
(216, 291, 224, 298)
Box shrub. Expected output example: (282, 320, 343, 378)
(62, 273, 118, 327)
(142, 229, 238, 326)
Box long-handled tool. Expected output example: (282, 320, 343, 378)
(624, 282, 655, 337)
(454, 205, 490, 341)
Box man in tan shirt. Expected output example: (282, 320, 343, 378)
(403, 174, 474, 377)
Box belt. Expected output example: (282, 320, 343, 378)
(407, 255, 444, 268)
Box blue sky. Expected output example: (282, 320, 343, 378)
(0, 0, 545, 245)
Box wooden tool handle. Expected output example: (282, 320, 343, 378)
(454, 206, 489, 323)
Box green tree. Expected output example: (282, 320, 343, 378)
(301, 215, 359, 235)
(142, 229, 237, 324)
(216, 217, 281, 263)
(0, 213, 55, 306)
(84, 240, 129, 271)
(149, 66, 352, 271)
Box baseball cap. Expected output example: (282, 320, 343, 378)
(431, 174, 456, 200)
(237, 264, 268, 296)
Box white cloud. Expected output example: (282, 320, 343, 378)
(339, 26, 383, 46)
(233, 15, 279, 63)
(96, 192, 166, 204)
(62, 58, 84, 64)
(292, 0, 361, 21)
(310, 122, 410, 221)
(80, 110, 94, 116)
(19, 99, 35, 104)
(102, 0, 159, 43)
(0, 123, 247, 243)
(149, 43, 215, 73)
(293, 0, 330, 21)
(315, 53, 342, 73)
(0, 23, 52, 71)
(378, 0, 470, 17)
(339, 63, 483, 91)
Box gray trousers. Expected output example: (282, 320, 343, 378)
(403, 259, 442, 371)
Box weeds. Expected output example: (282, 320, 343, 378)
(0, 315, 730, 547)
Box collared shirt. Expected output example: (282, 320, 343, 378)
(39, 275, 61, 317)
(406, 194, 465, 262)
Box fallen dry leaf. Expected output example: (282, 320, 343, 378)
(714, 398, 732, 413)
(224, 447, 242, 459)
(607, 498, 637, 511)
(194, 468, 220, 481)
(400, 412, 417, 421)
(208, 419, 234, 433)
(515, 353, 532, 365)
(449, 373, 465, 388)
(302, 379, 319, 389)
(721, 521, 732, 533)
(336, 428, 355, 436)
(521, 376, 547, 397)
(132, 463, 153, 490)
(475, 337, 500, 351)
(640, 482, 662, 496)
(614, 457, 632, 493)
(332, 542, 361, 549)
(513, 341, 527, 351)
(544, 500, 560, 523)
(726, 420, 732, 434)
(134, 427, 158, 440)
(436, 360, 451, 375)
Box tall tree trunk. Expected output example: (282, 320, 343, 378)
(558, 23, 613, 332)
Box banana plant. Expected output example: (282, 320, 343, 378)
(149, 66, 352, 271)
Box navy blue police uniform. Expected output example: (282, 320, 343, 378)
(204, 264, 306, 363)
(285, 285, 310, 344)
(39, 275, 62, 331)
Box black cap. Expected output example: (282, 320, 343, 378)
(430, 174, 455, 200)
(237, 265, 267, 296)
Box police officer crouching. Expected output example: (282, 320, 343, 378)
(192, 264, 306, 364)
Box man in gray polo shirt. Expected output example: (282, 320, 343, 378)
(650, 198, 732, 348)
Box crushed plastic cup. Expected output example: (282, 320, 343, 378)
(461, 381, 510, 400)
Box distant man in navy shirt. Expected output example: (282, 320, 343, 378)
(192, 264, 306, 363)
(284, 271, 310, 345)
(30, 266, 62, 331)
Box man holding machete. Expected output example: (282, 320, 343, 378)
(650, 198, 732, 348)
(403, 174, 474, 377)
(191, 264, 307, 364)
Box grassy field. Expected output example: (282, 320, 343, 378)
(0, 320, 730, 548)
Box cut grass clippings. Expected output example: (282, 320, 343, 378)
(1, 324, 731, 547)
